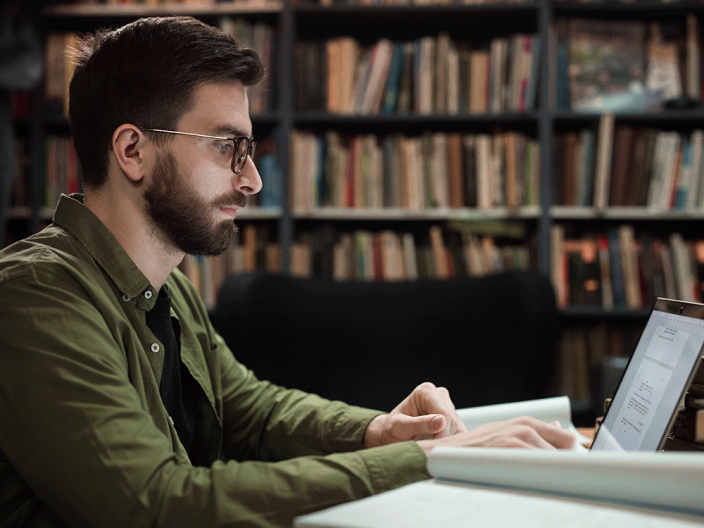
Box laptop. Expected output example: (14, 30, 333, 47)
(590, 297, 704, 451)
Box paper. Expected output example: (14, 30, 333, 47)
(427, 447, 704, 515)
(456, 396, 591, 444)
(295, 480, 704, 528)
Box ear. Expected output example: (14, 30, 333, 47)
(111, 124, 150, 183)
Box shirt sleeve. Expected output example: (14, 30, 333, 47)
(0, 268, 429, 528)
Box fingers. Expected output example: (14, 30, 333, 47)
(395, 414, 446, 441)
(411, 383, 467, 438)
(415, 416, 578, 454)
(491, 417, 576, 449)
(533, 419, 578, 449)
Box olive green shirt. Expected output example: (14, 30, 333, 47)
(0, 194, 429, 528)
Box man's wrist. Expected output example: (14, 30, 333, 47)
(363, 413, 388, 448)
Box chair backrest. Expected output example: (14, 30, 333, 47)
(213, 270, 559, 412)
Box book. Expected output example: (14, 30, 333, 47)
(550, 224, 567, 308)
(560, 130, 579, 206)
(381, 42, 405, 114)
(607, 228, 626, 310)
(576, 128, 596, 206)
(609, 125, 635, 206)
(645, 21, 682, 105)
(593, 112, 615, 209)
(555, 18, 570, 111)
(662, 436, 704, 452)
(618, 225, 641, 309)
(672, 407, 704, 444)
(597, 234, 614, 310)
(446, 39, 460, 115)
(446, 133, 464, 208)
(360, 39, 394, 115)
(523, 35, 541, 111)
(682, 130, 704, 211)
(434, 31, 450, 114)
(567, 18, 652, 113)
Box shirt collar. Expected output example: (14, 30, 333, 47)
(52, 193, 157, 308)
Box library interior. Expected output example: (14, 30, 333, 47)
(2, 0, 704, 525)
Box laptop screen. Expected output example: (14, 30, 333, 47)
(590, 298, 704, 451)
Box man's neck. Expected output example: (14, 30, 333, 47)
(84, 189, 184, 291)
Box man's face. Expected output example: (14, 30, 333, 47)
(142, 82, 261, 256)
(143, 149, 245, 256)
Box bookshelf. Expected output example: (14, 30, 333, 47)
(7, 0, 704, 420)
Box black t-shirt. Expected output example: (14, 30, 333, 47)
(145, 287, 197, 457)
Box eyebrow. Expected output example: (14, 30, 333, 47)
(212, 125, 253, 139)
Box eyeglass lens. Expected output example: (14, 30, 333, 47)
(233, 138, 256, 173)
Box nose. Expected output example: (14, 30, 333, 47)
(234, 156, 262, 195)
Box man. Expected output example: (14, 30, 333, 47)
(0, 16, 575, 528)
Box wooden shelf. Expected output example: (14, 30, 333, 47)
(293, 111, 539, 126)
(552, 0, 704, 17)
(292, 206, 541, 221)
(237, 207, 281, 220)
(294, 2, 538, 16)
(551, 206, 704, 220)
(42, 2, 282, 18)
(561, 305, 651, 320)
(553, 109, 704, 124)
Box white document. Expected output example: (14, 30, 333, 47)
(427, 447, 704, 515)
(456, 396, 591, 444)
(295, 480, 704, 528)
(295, 448, 704, 528)
(609, 359, 672, 450)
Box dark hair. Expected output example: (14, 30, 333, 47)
(68, 16, 264, 188)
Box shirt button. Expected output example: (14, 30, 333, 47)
(144, 290, 153, 300)
(151, 343, 160, 353)
(122, 294, 131, 302)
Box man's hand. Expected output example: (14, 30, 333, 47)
(415, 416, 578, 455)
(364, 382, 467, 448)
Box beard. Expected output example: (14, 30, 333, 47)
(143, 150, 246, 256)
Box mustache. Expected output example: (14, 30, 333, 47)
(211, 190, 247, 208)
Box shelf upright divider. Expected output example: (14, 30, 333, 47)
(277, 0, 295, 274)
(538, 0, 554, 276)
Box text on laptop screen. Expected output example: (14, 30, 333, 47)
(591, 309, 704, 451)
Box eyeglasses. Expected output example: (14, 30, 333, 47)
(142, 128, 256, 174)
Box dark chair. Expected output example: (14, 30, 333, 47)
(212, 270, 559, 412)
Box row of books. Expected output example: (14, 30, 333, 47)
(551, 225, 704, 310)
(309, 0, 697, 4)
(556, 118, 704, 211)
(244, 136, 282, 208)
(44, 17, 274, 116)
(9, 135, 281, 211)
(219, 17, 274, 116)
(101, 1, 277, 5)
(556, 15, 701, 112)
(180, 222, 531, 305)
(310, 0, 532, 5)
(558, 1, 704, 3)
(288, 129, 540, 210)
(289, 225, 531, 281)
(295, 32, 539, 115)
(43, 137, 81, 210)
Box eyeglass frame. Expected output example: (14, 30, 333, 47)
(141, 128, 256, 175)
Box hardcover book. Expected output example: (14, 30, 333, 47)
(567, 18, 657, 113)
